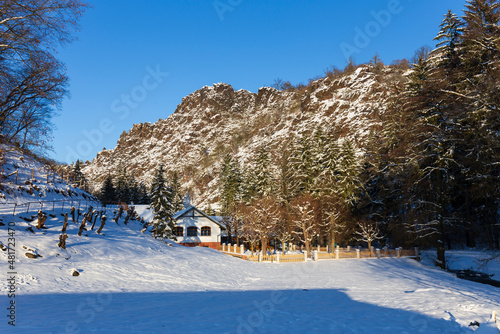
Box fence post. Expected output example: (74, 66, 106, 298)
(26, 202, 30, 213)
(396, 248, 401, 258)
(347, 245, 351, 252)
(414, 247, 420, 260)
(303, 252, 307, 262)
(276, 252, 280, 263)
(313, 250, 318, 261)
(317, 245, 320, 252)
(222, 244, 225, 252)
(13, 204, 17, 216)
(233, 244, 237, 253)
(376, 248, 381, 259)
(240, 245, 244, 254)
(356, 249, 360, 259)
(335, 249, 340, 260)
(258, 254, 262, 262)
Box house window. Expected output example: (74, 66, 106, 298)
(187, 226, 198, 236)
(201, 226, 211, 236)
(174, 226, 184, 237)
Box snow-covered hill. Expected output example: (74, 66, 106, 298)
(0, 143, 98, 214)
(0, 184, 499, 333)
(82, 65, 406, 208)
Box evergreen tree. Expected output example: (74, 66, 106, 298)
(337, 139, 362, 208)
(219, 154, 242, 214)
(128, 177, 140, 204)
(137, 181, 150, 204)
(170, 171, 184, 213)
(73, 159, 87, 189)
(432, 10, 463, 72)
(148, 164, 176, 239)
(100, 175, 115, 206)
(252, 145, 273, 197)
(288, 133, 314, 196)
(114, 167, 130, 204)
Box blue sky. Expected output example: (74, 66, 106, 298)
(53, 0, 467, 164)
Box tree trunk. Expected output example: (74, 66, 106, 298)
(97, 216, 107, 234)
(305, 240, 310, 257)
(58, 234, 68, 249)
(261, 237, 268, 255)
(61, 213, 68, 234)
(329, 227, 336, 253)
(71, 207, 75, 223)
(77, 216, 87, 236)
(36, 211, 47, 229)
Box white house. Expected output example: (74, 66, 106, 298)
(172, 206, 225, 249)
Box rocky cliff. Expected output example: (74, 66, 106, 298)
(82, 65, 407, 208)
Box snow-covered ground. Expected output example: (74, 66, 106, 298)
(0, 205, 499, 333)
(422, 250, 500, 279)
(1, 146, 499, 333)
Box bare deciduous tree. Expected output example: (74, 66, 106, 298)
(290, 195, 319, 256)
(0, 0, 88, 151)
(355, 220, 384, 254)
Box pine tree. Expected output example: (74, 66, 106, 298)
(433, 10, 463, 72)
(100, 175, 115, 206)
(337, 139, 362, 208)
(148, 164, 176, 239)
(219, 154, 242, 214)
(288, 133, 314, 196)
(252, 145, 273, 197)
(458, 0, 500, 248)
(137, 181, 150, 204)
(73, 160, 87, 189)
(170, 171, 184, 213)
(128, 177, 140, 204)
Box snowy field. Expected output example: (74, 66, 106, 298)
(0, 205, 499, 334)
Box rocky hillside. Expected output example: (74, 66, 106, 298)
(82, 65, 407, 208)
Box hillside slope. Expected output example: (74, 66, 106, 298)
(82, 65, 405, 207)
(0, 143, 98, 214)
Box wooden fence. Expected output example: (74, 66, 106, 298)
(218, 244, 419, 263)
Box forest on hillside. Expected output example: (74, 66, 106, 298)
(212, 0, 499, 269)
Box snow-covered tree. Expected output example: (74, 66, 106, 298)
(251, 145, 273, 197)
(149, 164, 176, 239)
(288, 133, 314, 196)
(170, 171, 184, 213)
(251, 196, 280, 254)
(290, 194, 319, 255)
(219, 154, 242, 215)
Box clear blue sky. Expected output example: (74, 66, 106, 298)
(53, 0, 467, 164)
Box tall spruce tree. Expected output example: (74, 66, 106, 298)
(252, 145, 273, 197)
(219, 154, 242, 215)
(100, 175, 115, 206)
(170, 171, 184, 213)
(149, 164, 176, 239)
